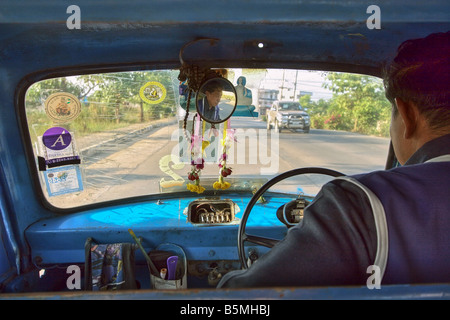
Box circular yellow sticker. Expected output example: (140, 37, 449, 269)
(139, 81, 167, 104)
(44, 92, 81, 123)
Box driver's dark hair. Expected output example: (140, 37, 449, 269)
(202, 80, 223, 93)
(383, 31, 450, 131)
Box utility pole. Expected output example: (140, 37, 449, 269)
(293, 70, 298, 101)
(279, 70, 287, 100)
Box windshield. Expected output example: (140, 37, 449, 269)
(279, 102, 302, 111)
(24, 68, 391, 209)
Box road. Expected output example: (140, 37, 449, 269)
(50, 117, 390, 207)
(228, 117, 389, 174)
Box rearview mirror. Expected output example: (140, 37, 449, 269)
(196, 77, 237, 124)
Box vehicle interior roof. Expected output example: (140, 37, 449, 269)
(1, 0, 449, 80)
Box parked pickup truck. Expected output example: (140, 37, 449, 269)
(266, 101, 310, 133)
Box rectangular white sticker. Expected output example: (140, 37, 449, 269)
(44, 165, 83, 196)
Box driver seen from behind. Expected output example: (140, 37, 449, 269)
(218, 32, 450, 288)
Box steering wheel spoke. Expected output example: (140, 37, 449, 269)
(238, 167, 345, 269)
(243, 234, 280, 248)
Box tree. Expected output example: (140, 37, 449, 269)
(80, 70, 175, 123)
(25, 78, 85, 109)
(323, 72, 391, 135)
(25, 70, 178, 135)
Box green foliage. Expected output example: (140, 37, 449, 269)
(25, 70, 178, 136)
(303, 73, 391, 137)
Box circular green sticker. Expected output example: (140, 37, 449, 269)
(139, 81, 167, 104)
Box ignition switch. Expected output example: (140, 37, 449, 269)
(208, 268, 222, 286)
(247, 249, 259, 266)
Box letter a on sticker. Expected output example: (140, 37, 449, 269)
(43, 127, 72, 151)
(51, 134, 67, 148)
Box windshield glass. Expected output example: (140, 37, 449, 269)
(24, 68, 391, 209)
(279, 102, 302, 111)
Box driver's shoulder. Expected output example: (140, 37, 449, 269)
(308, 178, 374, 220)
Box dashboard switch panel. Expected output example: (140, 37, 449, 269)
(186, 199, 239, 225)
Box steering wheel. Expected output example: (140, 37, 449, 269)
(238, 167, 345, 269)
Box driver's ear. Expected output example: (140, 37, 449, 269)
(394, 98, 419, 139)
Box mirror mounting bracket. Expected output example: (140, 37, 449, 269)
(178, 38, 237, 125)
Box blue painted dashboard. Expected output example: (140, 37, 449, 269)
(25, 194, 288, 268)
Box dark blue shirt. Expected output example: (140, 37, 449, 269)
(218, 134, 450, 287)
(198, 97, 220, 122)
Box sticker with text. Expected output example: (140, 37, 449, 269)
(44, 165, 83, 197)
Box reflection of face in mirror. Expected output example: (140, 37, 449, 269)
(197, 78, 237, 123)
(198, 80, 223, 122)
(205, 82, 223, 118)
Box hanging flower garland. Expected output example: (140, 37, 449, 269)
(187, 114, 206, 194)
(213, 119, 235, 190)
(187, 115, 216, 194)
(187, 118, 236, 192)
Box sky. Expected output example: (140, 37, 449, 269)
(230, 68, 333, 104)
(261, 69, 332, 101)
